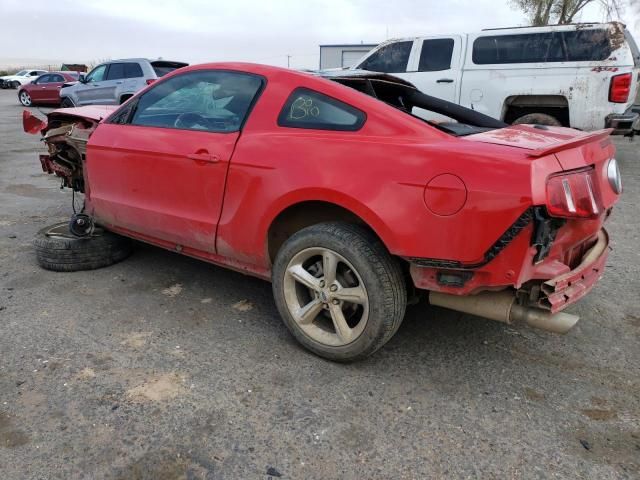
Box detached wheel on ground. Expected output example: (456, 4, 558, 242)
(272, 222, 406, 362)
(34, 222, 132, 272)
(512, 113, 562, 127)
(18, 90, 32, 106)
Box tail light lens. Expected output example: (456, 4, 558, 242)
(145, 79, 156, 85)
(609, 73, 632, 103)
(546, 168, 601, 218)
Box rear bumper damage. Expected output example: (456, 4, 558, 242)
(538, 229, 608, 313)
(425, 228, 609, 334)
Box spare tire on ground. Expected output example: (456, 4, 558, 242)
(34, 222, 132, 272)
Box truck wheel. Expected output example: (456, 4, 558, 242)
(60, 97, 75, 108)
(34, 222, 132, 272)
(512, 113, 561, 127)
(272, 222, 406, 362)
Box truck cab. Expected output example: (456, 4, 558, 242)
(353, 22, 640, 135)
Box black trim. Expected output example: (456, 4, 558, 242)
(277, 87, 366, 132)
(410, 208, 534, 269)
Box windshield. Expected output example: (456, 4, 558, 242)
(15, 70, 27, 76)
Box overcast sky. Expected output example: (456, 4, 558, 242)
(1, 0, 638, 70)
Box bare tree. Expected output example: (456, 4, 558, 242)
(511, 0, 624, 26)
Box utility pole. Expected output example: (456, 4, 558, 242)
(287, 55, 292, 68)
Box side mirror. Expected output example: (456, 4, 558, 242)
(30, 80, 36, 84)
(78, 74, 86, 83)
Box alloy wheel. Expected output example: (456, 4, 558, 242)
(283, 247, 369, 346)
(19, 91, 31, 106)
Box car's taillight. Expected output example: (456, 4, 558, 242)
(609, 73, 632, 103)
(146, 79, 156, 85)
(546, 168, 601, 218)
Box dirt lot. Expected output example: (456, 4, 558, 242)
(0, 89, 638, 479)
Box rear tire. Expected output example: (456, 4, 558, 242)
(60, 97, 75, 108)
(272, 222, 406, 362)
(512, 113, 562, 127)
(34, 222, 132, 272)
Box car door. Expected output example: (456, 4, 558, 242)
(76, 64, 107, 105)
(100, 63, 127, 103)
(29, 74, 52, 102)
(40, 74, 66, 103)
(85, 69, 265, 253)
(401, 36, 462, 120)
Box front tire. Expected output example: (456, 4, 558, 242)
(18, 90, 32, 106)
(10, 81, 20, 89)
(272, 222, 406, 362)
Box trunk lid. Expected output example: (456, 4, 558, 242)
(464, 125, 614, 169)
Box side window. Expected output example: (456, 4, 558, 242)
(472, 30, 613, 64)
(278, 88, 366, 131)
(50, 74, 64, 83)
(106, 63, 126, 80)
(124, 63, 143, 78)
(357, 41, 413, 73)
(35, 75, 52, 84)
(29, 71, 40, 76)
(85, 65, 107, 83)
(129, 70, 264, 132)
(418, 38, 455, 71)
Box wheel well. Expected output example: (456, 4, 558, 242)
(503, 95, 570, 126)
(120, 94, 133, 104)
(267, 201, 376, 263)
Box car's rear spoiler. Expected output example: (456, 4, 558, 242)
(526, 128, 613, 157)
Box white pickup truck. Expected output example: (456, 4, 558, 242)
(353, 22, 640, 135)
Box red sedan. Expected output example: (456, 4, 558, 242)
(18, 72, 79, 106)
(24, 63, 621, 361)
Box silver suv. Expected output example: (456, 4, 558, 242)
(60, 58, 188, 107)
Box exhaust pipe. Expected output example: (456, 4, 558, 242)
(429, 290, 579, 334)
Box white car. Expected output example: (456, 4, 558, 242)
(352, 22, 640, 135)
(0, 69, 48, 89)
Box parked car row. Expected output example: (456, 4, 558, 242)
(0, 69, 48, 89)
(11, 58, 188, 108)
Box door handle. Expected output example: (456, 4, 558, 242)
(436, 78, 454, 83)
(187, 152, 220, 163)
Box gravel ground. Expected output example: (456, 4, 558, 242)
(0, 89, 638, 479)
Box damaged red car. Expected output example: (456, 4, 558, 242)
(24, 63, 621, 361)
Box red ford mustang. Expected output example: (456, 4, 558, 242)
(24, 63, 621, 361)
(18, 72, 79, 107)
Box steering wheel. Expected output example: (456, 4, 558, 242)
(174, 112, 209, 130)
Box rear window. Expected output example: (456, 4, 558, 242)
(357, 41, 413, 73)
(278, 88, 365, 131)
(151, 61, 188, 77)
(473, 29, 613, 64)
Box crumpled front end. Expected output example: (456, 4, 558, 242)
(23, 109, 103, 192)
